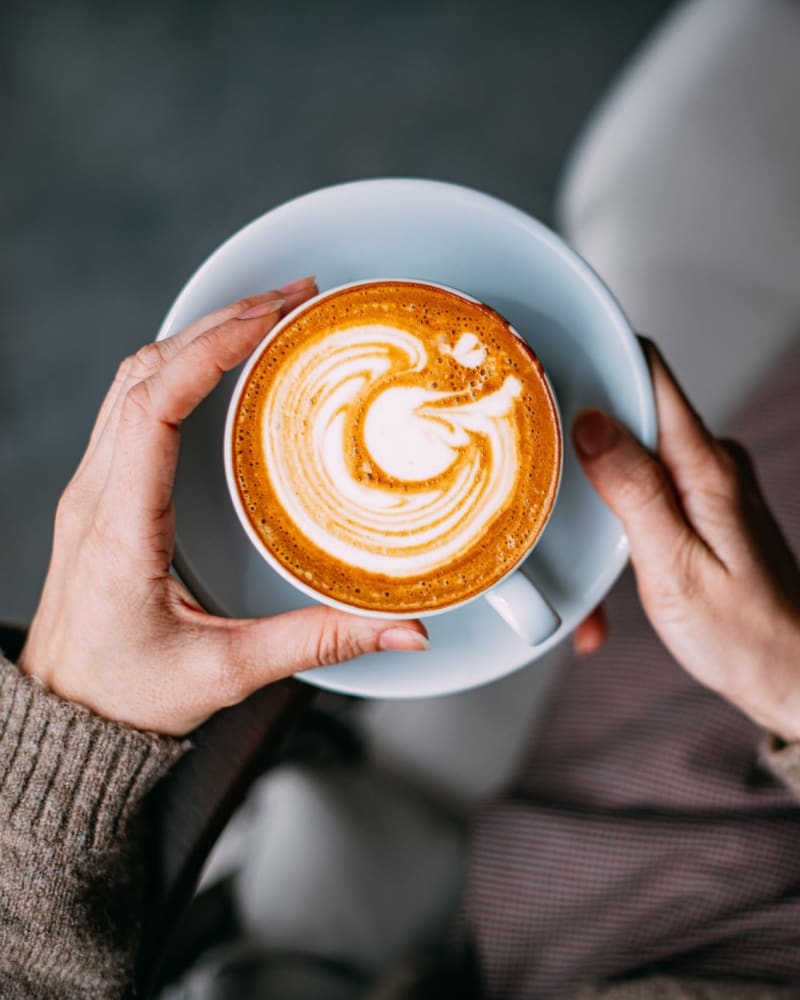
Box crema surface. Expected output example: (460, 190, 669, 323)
(232, 282, 560, 613)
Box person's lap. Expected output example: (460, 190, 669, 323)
(461, 346, 800, 997)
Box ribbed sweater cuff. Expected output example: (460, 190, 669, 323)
(0, 653, 189, 853)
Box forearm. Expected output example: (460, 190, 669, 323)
(0, 652, 188, 999)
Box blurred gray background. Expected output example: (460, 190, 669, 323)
(0, 0, 674, 624)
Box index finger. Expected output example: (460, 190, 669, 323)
(167, 276, 316, 353)
(81, 279, 316, 464)
(102, 301, 286, 537)
(73, 279, 317, 497)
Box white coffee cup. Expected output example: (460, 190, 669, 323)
(224, 279, 563, 645)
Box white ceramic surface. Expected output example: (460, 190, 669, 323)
(156, 178, 656, 699)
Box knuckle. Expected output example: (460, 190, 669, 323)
(56, 483, 77, 514)
(189, 326, 238, 378)
(311, 613, 368, 667)
(668, 532, 700, 599)
(115, 354, 136, 383)
(617, 454, 668, 514)
(132, 341, 166, 378)
(233, 295, 258, 315)
(200, 300, 249, 331)
(121, 379, 155, 427)
(641, 531, 701, 613)
(115, 343, 165, 388)
(198, 297, 256, 330)
(54, 486, 83, 530)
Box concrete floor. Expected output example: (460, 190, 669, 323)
(0, 0, 674, 624)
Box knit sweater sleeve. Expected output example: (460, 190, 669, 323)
(0, 651, 190, 999)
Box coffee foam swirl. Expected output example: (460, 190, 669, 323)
(262, 323, 523, 577)
(233, 282, 561, 613)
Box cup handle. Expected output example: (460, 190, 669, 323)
(484, 569, 561, 645)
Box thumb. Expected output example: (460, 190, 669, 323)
(572, 409, 694, 570)
(220, 605, 429, 697)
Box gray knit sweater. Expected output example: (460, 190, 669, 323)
(3, 651, 800, 999)
(0, 653, 188, 998)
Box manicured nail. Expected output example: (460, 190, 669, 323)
(239, 297, 285, 320)
(378, 627, 430, 652)
(573, 410, 619, 458)
(278, 275, 316, 295)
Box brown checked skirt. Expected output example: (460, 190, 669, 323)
(458, 342, 800, 999)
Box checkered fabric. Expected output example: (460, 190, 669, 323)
(460, 344, 800, 999)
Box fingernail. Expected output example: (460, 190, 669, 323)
(278, 275, 316, 295)
(378, 627, 430, 652)
(573, 410, 619, 458)
(239, 297, 285, 319)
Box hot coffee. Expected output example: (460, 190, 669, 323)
(231, 281, 561, 613)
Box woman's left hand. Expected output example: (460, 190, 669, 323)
(18, 277, 428, 736)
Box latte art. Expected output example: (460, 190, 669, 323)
(264, 324, 523, 577)
(232, 282, 561, 613)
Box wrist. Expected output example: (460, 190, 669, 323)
(0, 654, 190, 851)
(736, 620, 800, 744)
(17, 633, 67, 705)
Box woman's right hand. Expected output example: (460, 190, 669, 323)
(572, 341, 800, 742)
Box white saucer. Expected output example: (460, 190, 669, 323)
(157, 178, 656, 699)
